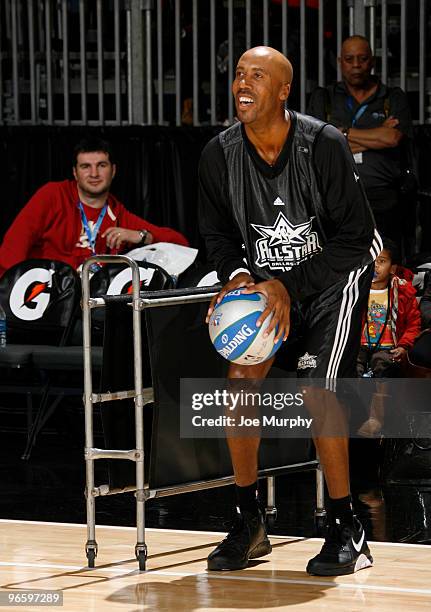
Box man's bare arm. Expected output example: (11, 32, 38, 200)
(346, 116, 403, 150)
(347, 126, 402, 149)
(349, 142, 367, 154)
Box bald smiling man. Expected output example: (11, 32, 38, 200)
(199, 46, 382, 576)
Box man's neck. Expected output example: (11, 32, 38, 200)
(244, 111, 290, 166)
(77, 186, 108, 209)
(345, 78, 377, 104)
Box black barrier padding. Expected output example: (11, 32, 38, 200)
(0, 259, 80, 345)
(176, 263, 219, 288)
(102, 298, 313, 490)
(146, 303, 313, 489)
(100, 265, 178, 488)
(101, 302, 153, 487)
(146, 302, 230, 489)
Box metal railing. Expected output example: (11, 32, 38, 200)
(81, 255, 325, 570)
(1, 0, 430, 126)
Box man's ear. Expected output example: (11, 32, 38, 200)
(280, 83, 291, 102)
(112, 164, 117, 179)
(72, 166, 77, 181)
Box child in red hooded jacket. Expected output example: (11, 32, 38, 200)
(357, 238, 421, 436)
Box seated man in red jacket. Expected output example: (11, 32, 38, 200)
(0, 137, 188, 276)
(357, 238, 421, 435)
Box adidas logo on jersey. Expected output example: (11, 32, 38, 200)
(273, 197, 285, 206)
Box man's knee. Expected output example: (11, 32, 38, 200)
(228, 357, 274, 386)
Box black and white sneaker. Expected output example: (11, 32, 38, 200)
(207, 509, 272, 571)
(306, 517, 373, 576)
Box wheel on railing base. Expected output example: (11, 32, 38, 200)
(137, 550, 147, 571)
(135, 543, 148, 571)
(265, 509, 277, 532)
(86, 549, 96, 568)
(314, 513, 327, 537)
(86, 540, 98, 568)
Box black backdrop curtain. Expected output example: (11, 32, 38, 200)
(415, 125, 431, 251)
(0, 126, 222, 251)
(2, 125, 430, 253)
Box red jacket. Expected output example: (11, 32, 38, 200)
(390, 275, 422, 349)
(362, 273, 421, 349)
(0, 180, 188, 276)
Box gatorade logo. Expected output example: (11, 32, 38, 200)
(107, 267, 155, 295)
(9, 268, 54, 321)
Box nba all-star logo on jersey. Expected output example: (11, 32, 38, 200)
(298, 352, 317, 370)
(251, 212, 321, 272)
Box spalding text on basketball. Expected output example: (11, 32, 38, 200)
(218, 323, 256, 359)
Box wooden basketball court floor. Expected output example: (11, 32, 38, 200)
(1, 519, 430, 611)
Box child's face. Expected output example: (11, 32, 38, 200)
(373, 249, 396, 285)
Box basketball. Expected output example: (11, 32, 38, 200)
(208, 289, 283, 365)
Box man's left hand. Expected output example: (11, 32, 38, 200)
(243, 279, 291, 343)
(390, 346, 407, 363)
(102, 227, 153, 250)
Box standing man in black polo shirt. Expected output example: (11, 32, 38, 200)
(200, 45, 381, 576)
(307, 35, 413, 248)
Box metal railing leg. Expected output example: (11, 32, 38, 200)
(82, 262, 97, 568)
(265, 476, 277, 531)
(131, 261, 147, 571)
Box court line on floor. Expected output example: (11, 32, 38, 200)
(0, 519, 430, 548)
(0, 519, 431, 552)
(1, 562, 431, 597)
(0, 519, 231, 537)
(0, 519, 298, 540)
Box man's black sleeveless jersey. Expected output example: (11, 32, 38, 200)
(199, 111, 381, 302)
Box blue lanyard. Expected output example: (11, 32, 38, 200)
(78, 202, 107, 255)
(347, 96, 368, 127)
